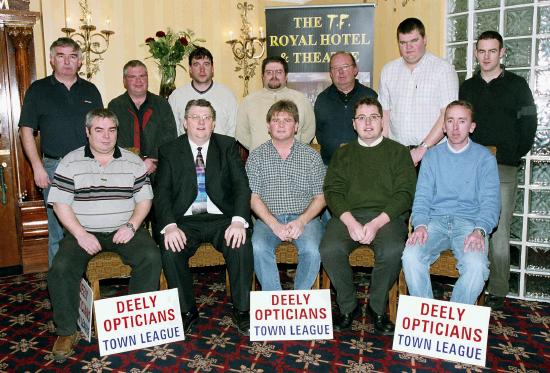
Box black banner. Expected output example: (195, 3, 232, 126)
(265, 4, 375, 75)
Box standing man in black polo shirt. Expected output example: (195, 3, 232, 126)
(315, 51, 377, 165)
(19, 37, 103, 267)
(459, 31, 537, 308)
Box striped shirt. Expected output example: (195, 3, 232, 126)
(379, 52, 458, 146)
(48, 145, 153, 232)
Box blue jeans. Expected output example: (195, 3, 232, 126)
(252, 215, 323, 290)
(401, 216, 489, 304)
(43, 157, 65, 268)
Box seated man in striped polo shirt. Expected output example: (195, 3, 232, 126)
(47, 108, 161, 362)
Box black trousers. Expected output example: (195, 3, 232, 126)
(47, 227, 161, 335)
(319, 210, 408, 315)
(160, 213, 253, 313)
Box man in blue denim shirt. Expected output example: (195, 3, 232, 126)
(402, 100, 500, 305)
(246, 100, 326, 291)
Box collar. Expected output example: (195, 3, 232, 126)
(446, 138, 471, 154)
(49, 74, 81, 87)
(191, 81, 214, 94)
(358, 136, 384, 148)
(401, 52, 429, 71)
(475, 65, 506, 81)
(188, 138, 211, 152)
(263, 86, 287, 94)
(125, 91, 150, 110)
(334, 80, 359, 97)
(84, 144, 122, 159)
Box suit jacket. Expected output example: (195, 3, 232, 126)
(154, 133, 251, 231)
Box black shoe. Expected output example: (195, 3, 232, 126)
(335, 305, 360, 331)
(232, 309, 250, 336)
(182, 307, 199, 334)
(485, 294, 505, 309)
(366, 305, 394, 336)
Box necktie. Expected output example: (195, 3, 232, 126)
(192, 147, 207, 214)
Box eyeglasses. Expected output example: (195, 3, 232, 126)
(353, 114, 382, 123)
(264, 69, 285, 76)
(330, 64, 353, 72)
(186, 114, 213, 122)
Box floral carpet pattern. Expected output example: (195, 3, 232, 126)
(0, 270, 548, 372)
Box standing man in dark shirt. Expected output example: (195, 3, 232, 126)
(19, 37, 103, 267)
(314, 51, 377, 165)
(108, 60, 177, 179)
(459, 31, 537, 308)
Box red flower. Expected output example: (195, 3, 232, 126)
(145, 37, 154, 43)
(179, 37, 189, 46)
(155, 30, 166, 38)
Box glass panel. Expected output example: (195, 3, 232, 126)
(505, 7, 533, 37)
(517, 160, 525, 185)
(475, 0, 499, 10)
(448, 0, 468, 14)
(504, 38, 531, 67)
(531, 160, 550, 186)
(510, 214, 523, 240)
(514, 189, 524, 213)
(526, 246, 550, 272)
(510, 69, 530, 82)
(506, 0, 533, 5)
(536, 97, 550, 129)
(537, 38, 550, 67)
(448, 15, 468, 43)
(457, 71, 467, 84)
(525, 274, 550, 300)
(538, 6, 550, 34)
(474, 11, 499, 38)
(527, 217, 550, 243)
(529, 190, 550, 215)
(510, 244, 521, 269)
(532, 129, 550, 155)
(447, 45, 468, 70)
(534, 70, 550, 96)
(509, 271, 520, 296)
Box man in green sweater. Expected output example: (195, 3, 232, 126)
(320, 97, 416, 335)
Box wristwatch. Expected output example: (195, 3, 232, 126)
(473, 228, 486, 238)
(418, 141, 430, 149)
(125, 222, 136, 233)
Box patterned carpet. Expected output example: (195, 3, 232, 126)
(0, 269, 548, 372)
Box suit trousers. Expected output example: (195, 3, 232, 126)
(160, 213, 253, 313)
(319, 210, 408, 315)
(47, 227, 161, 336)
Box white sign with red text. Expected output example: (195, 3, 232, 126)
(392, 295, 490, 367)
(77, 279, 93, 342)
(95, 288, 184, 356)
(250, 289, 333, 341)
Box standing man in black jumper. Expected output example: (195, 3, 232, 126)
(459, 30, 537, 308)
(314, 51, 377, 165)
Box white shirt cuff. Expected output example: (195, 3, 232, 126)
(232, 216, 249, 228)
(160, 223, 177, 234)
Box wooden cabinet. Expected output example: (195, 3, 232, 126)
(0, 5, 47, 273)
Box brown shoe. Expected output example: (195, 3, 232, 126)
(52, 333, 77, 361)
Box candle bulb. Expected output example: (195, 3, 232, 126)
(86, 14, 92, 25)
(228, 30, 234, 40)
(248, 26, 253, 38)
(65, 16, 70, 28)
(106, 18, 111, 28)
(259, 27, 264, 38)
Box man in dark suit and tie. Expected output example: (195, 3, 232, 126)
(154, 99, 253, 336)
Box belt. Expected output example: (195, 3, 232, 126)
(43, 153, 62, 160)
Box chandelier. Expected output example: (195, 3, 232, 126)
(61, 0, 114, 80)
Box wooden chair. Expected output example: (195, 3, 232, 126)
(321, 245, 399, 323)
(85, 252, 168, 302)
(188, 243, 231, 295)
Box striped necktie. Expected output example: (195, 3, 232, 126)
(192, 146, 207, 214)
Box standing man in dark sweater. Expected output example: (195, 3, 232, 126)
(320, 97, 416, 334)
(459, 31, 537, 309)
(314, 51, 377, 165)
(108, 60, 178, 180)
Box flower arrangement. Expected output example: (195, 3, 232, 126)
(144, 28, 204, 98)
